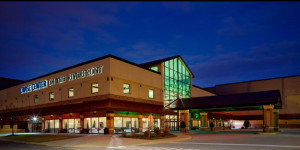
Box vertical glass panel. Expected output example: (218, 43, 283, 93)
(170, 69, 174, 78)
(142, 118, 149, 132)
(55, 119, 59, 129)
(98, 117, 107, 133)
(84, 118, 91, 129)
(75, 119, 81, 133)
(174, 58, 178, 71)
(114, 117, 122, 128)
(63, 119, 68, 129)
(165, 67, 169, 77)
(91, 117, 98, 133)
(132, 118, 138, 128)
(50, 120, 54, 129)
(170, 59, 173, 68)
(123, 117, 131, 132)
(45, 120, 50, 129)
(68, 119, 74, 128)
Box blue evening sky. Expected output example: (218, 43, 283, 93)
(1, 2, 300, 87)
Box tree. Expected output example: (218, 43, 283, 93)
(244, 120, 250, 129)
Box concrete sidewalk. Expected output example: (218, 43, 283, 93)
(43, 133, 192, 148)
(0, 133, 192, 148)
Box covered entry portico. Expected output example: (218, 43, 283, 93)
(168, 90, 282, 132)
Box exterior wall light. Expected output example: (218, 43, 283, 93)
(33, 117, 37, 121)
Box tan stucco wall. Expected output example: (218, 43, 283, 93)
(214, 76, 300, 115)
(191, 86, 215, 97)
(109, 58, 162, 103)
(0, 56, 163, 112)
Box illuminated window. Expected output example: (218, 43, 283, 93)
(149, 66, 158, 72)
(149, 89, 154, 99)
(163, 57, 191, 106)
(68, 88, 74, 98)
(123, 83, 130, 94)
(49, 92, 54, 101)
(91, 82, 98, 94)
(34, 95, 38, 103)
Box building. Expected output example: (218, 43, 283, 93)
(0, 54, 299, 134)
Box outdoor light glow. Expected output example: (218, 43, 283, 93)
(33, 117, 37, 121)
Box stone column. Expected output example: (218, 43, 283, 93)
(200, 113, 208, 131)
(160, 115, 165, 129)
(41, 118, 45, 133)
(80, 115, 84, 133)
(106, 113, 114, 134)
(273, 109, 279, 132)
(138, 115, 143, 133)
(59, 117, 62, 133)
(179, 110, 189, 133)
(263, 105, 274, 132)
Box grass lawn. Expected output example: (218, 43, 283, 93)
(0, 134, 82, 143)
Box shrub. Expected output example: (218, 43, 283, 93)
(163, 127, 170, 135)
(144, 130, 151, 139)
(59, 129, 67, 133)
(104, 128, 109, 134)
(80, 129, 90, 134)
(154, 128, 160, 135)
(131, 132, 136, 137)
(122, 132, 126, 137)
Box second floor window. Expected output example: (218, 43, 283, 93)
(49, 92, 54, 101)
(123, 83, 130, 94)
(68, 88, 74, 98)
(92, 82, 98, 94)
(34, 95, 38, 103)
(149, 89, 154, 98)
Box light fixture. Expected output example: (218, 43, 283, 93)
(33, 117, 37, 121)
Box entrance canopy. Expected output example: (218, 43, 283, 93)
(168, 90, 282, 113)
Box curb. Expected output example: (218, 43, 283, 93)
(133, 136, 192, 146)
(257, 132, 280, 135)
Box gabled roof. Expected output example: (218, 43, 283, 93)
(140, 55, 195, 78)
(168, 90, 282, 110)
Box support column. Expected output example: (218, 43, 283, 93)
(160, 115, 165, 129)
(41, 118, 45, 133)
(106, 113, 114, 134)
(179, 110, 189, 133)
(59, 117, 62, 133)
(200, 113, 208, 131)
(80, 115, 84, 132)
(138, 115, 143, 133)
(263, 105, 274, 132)
(273, 109, 279, 132)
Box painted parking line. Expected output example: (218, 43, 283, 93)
(172, 142, 300, 149)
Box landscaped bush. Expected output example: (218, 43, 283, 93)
(163, 127, 170, 135)
(59, 129, 67, 133)
(154, 128, 160, 135)
(104, 128, 109, 134)
(80, 129, 89, 134)
(144, 130, 151, 139)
